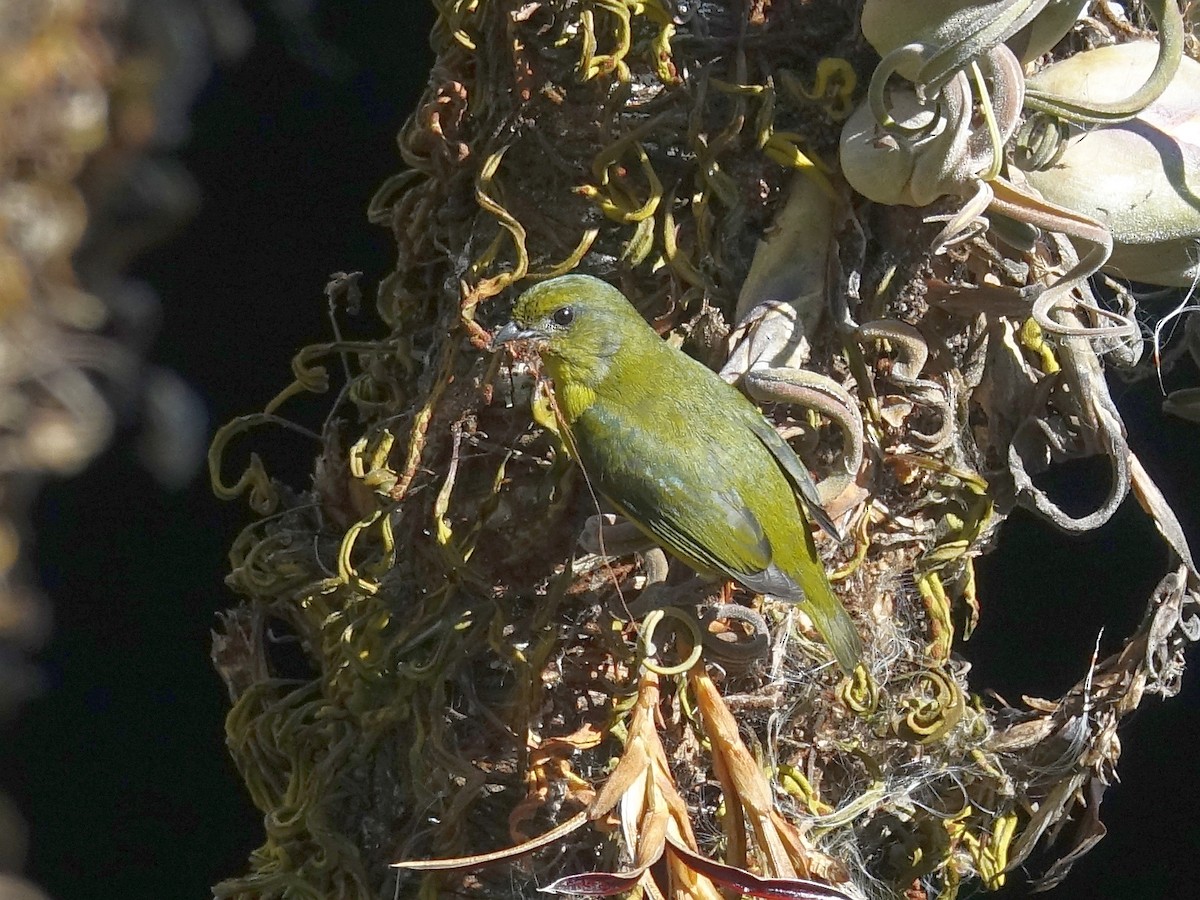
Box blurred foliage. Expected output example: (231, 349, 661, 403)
(0, 0, 251, 893)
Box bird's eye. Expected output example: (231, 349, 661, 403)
(552, 306, 575, 327)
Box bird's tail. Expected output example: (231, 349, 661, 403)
(795, 526, 862, 674)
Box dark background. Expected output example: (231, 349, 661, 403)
(3, 3, 1199, 898)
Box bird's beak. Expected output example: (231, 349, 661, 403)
(490, 321, 545, 351)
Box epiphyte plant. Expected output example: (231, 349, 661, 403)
(209, 3, 1200, 898)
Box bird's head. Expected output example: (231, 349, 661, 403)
(490, 275, 650, 370)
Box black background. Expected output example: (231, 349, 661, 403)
(3, 3, 1199, 898)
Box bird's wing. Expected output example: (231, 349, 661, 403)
(614, 481, 797, 591)
(576, 394, 862, 671)
(742, 410, 843, 543)
(575, 403, 784, 584)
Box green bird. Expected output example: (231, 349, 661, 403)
(491, 274, 861, 673)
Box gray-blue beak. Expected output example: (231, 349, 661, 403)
(490, 322, 544, 351)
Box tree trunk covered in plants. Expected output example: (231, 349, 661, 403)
(210, 2, 1200, 898)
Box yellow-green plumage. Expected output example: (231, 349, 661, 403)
(493, 274, 861, 672)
